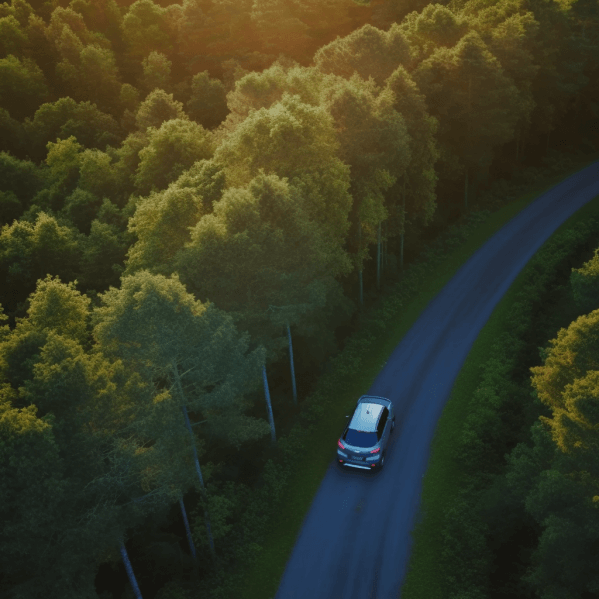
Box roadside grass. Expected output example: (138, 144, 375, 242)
(228, 151, 599, 599)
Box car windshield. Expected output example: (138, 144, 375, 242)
(345, 429, 378, 448)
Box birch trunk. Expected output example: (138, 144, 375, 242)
(179, 496, 197, 560)
(262, 365, 276, 445)
(286, 323, 297, 405)
(120, 542, 143, 599)
(173, 363, 216, 558)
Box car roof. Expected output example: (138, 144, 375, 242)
(349, 402, 383, 433)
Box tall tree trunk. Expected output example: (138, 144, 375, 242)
(521, 129, 526, 161)
(262, 365, 276, 445)
(358, 219, 363, 305)
(385, 220, 388, 271)
(464, 166, 469, 211)
(376, 220, 381, 290)
(179, 495, 196, 560)
(515, 128, 520, 162)
(546, 129, 550, 154)
(120, 542, 143, 599)
(286, 323, 297, 405)
(173, 363, 216, 558)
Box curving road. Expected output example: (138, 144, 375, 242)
(273, 161, 599, 599)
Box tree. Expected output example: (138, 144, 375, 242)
(24, 274, 90, 343)
(135, 88, 188, 131)
(134, 118, 214, 195)
(78, 44, 122, 112)
(412, 29, 525, 209)
(186, 70, 229, 130)
(250, 0, 311, 55)
(0, 54, 48, 120)
(384, 65, 439, 269)
(319, 72, 411, 297)
(503, 308, 599, 599)
(44, 135, 83, 200)
(0, 281, 152, 597)
(24, 98, 123, 162)
(121, 0, 174, 59)
(176, 171, 353, 406)
(77, 147, 120, 201)
(398, 4, 468, 65)
(0, 212, 81, 313)
(0, 107, 25, 156)
(212, 91, 353, 274)
(0, 151, 47, 216)
(62, 188, 103, 233)
(92, 271, 269, 555)
(79, 219, 130, 292)
(125, 186, 206, 275)
(530, 309, 599, 452)
(570, 248, 599, 314)
(0, 14, 28, 58)
(140, 50, 172, 94)
(68, 0, 123, 44)
(313, 22, 412, 87)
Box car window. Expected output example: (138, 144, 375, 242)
(345, 429, 378, 448)
(377, 408, 389, 439)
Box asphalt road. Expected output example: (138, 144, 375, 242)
(273, 160, 599, 599)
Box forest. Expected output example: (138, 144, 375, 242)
(0, 0, 598, 595)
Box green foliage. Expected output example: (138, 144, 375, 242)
(412, 29, 524, 183)
(45, 135, 83, 198)
(121, 0, 174, 59)
(186, 70, 228, 129)
(25, 274, 90, 343)
(134, 118, 214, 195)
(530, 309, 599, 419)
(0, 152, 46, 202)
(135, 87, 188, 131)
(120, 82, 141, 113)
(78, 219, 129, 291)
(435, 212, 599, 599)
(0, 54, 48, 120)
(313, 22, 412, 86)
(0, 211, 81, 312)
(0, 107, 25, 155)
(125, 186, 205, 275)
(77, 147, 120, 200)
(24, 97, 123, 161)
(399, 3, 468, 63)
(140, 50, 172, 93)
(78, 44, 122, 111)
(0, 14, 28, 58)
(213, 91, 353, 266)
(570, 248, 599, 313)
(92, 270, 266, 441)
(177, 171, 350, 359)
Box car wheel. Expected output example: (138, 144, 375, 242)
(379, 454, 385, 469)
(391, 417, 395, 432)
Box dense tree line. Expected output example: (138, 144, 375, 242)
(0, 0, 598, 595)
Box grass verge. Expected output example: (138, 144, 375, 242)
(227, 151, 599, 599)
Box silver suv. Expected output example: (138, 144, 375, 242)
(337, 395, 395, 471)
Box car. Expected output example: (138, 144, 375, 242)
(337, 395, 395, 471)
